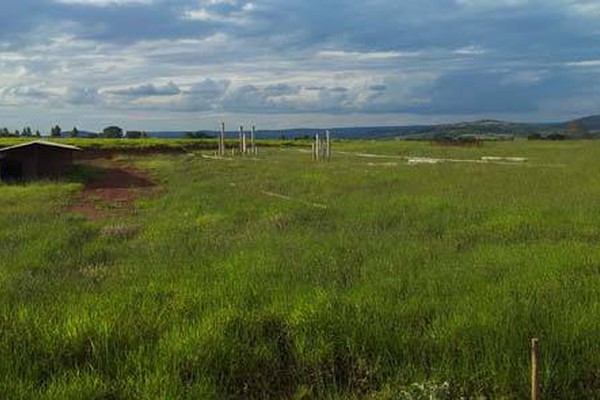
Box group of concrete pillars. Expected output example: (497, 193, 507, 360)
(312, 130, 331, 161)
(218, 122, 257, 156)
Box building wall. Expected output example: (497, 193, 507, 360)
(0, 145, 78, 180)
(35, 147, 76, 177)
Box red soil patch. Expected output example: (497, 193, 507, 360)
(70, 161, 158, 220)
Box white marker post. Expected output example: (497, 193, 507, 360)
(242, 128, 247, 154)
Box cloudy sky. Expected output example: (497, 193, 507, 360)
(0, 0, 599, 131)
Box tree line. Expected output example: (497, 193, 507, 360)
(0, 125, 149, 139)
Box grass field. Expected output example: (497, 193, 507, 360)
(0, 137, 306, 154)
(1, 139, 600, 398)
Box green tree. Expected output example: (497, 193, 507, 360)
(102, 126, 123, 138)
(35, 130, 41, 137)
(51, 125, 62, 138)
(70, 127, 79, 138)
(21, 127, 33, 137)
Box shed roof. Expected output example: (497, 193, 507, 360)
(0, 140, 82, 153)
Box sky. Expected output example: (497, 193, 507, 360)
(0, 0, 599, 132)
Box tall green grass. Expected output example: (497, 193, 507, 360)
(1, 140, 600, 398)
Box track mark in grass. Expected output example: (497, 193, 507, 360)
(201, 154, 234, 161)
(367, 162, 399, 167)
(261, 190, 328, 209)
(407, 156, 529, 165)
(334, 149, 564, 168)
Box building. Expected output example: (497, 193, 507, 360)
(0, 141, 82, 181)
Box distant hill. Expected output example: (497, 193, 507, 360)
(143, 121, 559, 140)
(62, 113, 600, 140)
(147, 126, 427, 140)
(568, 115, 600, 132)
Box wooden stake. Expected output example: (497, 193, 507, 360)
(315, 134, 320, 161)
(242, 130, 247, 155)
(531, 338, 540, 400)
(220, 121, 226, 156)
(251, 125, 256, 155)
(326, 130, 331, 161)
(239, 125, 244, 153)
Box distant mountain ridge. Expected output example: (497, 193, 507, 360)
(570, 115, 600, 132)
(74, 114, 600, 140)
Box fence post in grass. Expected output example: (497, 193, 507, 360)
(220, 121, 226, 156)
(315, 133, 320, 161)
(238, 125, 244, 154)
(242, 130, 247, 155)
(251, 125, 256, 155)
(531, 338, 540, 400)
(326, 129, 331, 161)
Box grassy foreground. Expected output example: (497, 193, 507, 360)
(1, 140, 600, 398)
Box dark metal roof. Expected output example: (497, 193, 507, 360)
(0, 140, 82, 153)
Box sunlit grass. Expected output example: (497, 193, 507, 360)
(1, 139, 599, 398)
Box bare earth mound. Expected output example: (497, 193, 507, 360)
(70, 161, 157, 220)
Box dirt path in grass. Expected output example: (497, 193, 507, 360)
(70, 160, 158, 220)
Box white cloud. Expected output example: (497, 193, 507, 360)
(317, 50, 421, 61)
(565, 60, 600, 67)
(184, 9, 216, 21)
(453, 45, 487, 56)
(54, 0, 153, 6)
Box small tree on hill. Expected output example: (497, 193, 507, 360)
(102, 126, 123, 138)
(70, 127, 79, 138)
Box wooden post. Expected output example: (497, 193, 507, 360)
(242, 130, 247, 155)
(219, 121, 225, 157)
(326, 130, 331, 161)
(531, 338, 540, 400)
(251, 125, 256, 155)
(315, 134, 320, 161)
(311, 142, 316, 161)
(220, 121, 226, 156)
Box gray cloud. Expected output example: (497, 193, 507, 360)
(108, 82, 181, 97)
(64, 87, 101, 105)
(172, 78, 230, 112)
(2, 85, 52, 99)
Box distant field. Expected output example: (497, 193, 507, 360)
(0, 137, 307, 153)
(1, 139, 599, 398)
